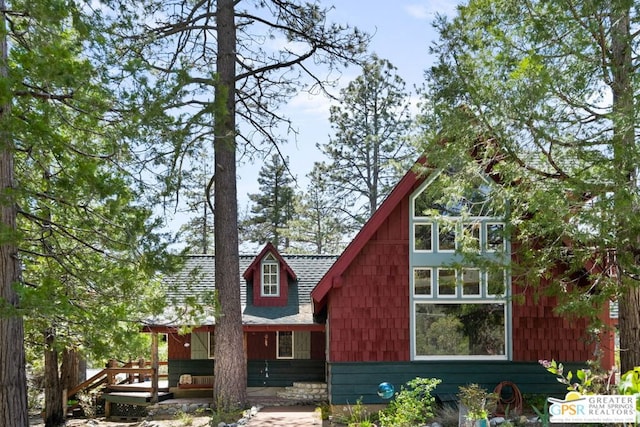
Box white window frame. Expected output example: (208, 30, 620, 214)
(410, 177, 510, 361)
(413, 267, 433, 296)
(485, 222, 505, 253)
(461, 268, 481, 297)
(413, 223, 434, 252)
(261, 253, 279, 297)
(412, 300, 508, 360)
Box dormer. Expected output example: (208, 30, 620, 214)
(243, 242, 297, 307)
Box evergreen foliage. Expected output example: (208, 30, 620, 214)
(318, 55, 414, 230)
(242, 154, 296, 250)
(421, 0, 640, 371)
(284, 163, 348, 254)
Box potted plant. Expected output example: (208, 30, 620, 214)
(458, 383, 497, 427)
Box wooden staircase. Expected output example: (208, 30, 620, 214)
(67, 360, 172, 419)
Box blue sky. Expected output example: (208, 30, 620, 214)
(168, 1, 461, 238)
(234, 0, 460, 212)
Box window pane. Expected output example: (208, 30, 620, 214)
(262, 262, 279, 296)
(414, 268, 432, 295)
(278, 331, 293, 358)
(438, 223, 455, 251)
(487, 269, 506, 296)
(438, 269, 457, 296)
(486, 223, 504, 252)
(462, 269, 480, 296)
(414, 224, 432, 251)
(415, 303, 505, 356)
(208, 332, 215, 359)
(461, 223, 480, 252)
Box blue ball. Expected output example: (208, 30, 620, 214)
(377, 382, 394, 399)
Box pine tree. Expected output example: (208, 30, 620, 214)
(0, 2, 179, 424)
(319, 55, 414, 230)
(101, 0, 368, 410)
(284, 163, 348, 254)
(242, 154, 296, 250)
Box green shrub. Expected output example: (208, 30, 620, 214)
(378, 377, 441, 427)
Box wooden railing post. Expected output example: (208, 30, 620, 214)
(151, 332, 159, 403)
(107, 359, 117, 385)
(138, 357, 145, 383)
(128, 358, 135, 384)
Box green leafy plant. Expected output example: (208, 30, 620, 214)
(208, 406, 243, 425)
(538, 359, 613, 394)
(175, 410, 194, 426)
(378, 377, 441, 427)
(336, 397, 377, 426)
(316, 402, 331, 420)
(618, 367, 640, 424)
(458, 383, 497, 422)
(531, 398, 550, 427)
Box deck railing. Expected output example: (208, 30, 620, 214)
(67, 359, 168, 400)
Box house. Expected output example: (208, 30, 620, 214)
(310, 161, 617, 405)
(146, 160, 615, 406)
(144, 243, 338, 398)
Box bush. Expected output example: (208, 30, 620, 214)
(378, 377, 441, 427)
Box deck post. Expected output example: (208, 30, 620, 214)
(151, 332, 159, 403)
(128, 357, 135, 384)
(107, 359, 117, 385)
(138, 357, 145, 382)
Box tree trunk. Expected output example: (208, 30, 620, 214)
(610, 0, 640, 373)
(213, 0, 247, 411)
(0, 2, 29, 424)
(60, 349, 80, 393)
(44, 329, 64, 427)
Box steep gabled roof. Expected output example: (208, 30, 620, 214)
(311, 159, 426, 313)
(242, 241, 297, 281)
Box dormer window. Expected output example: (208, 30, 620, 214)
(261, 253, 279, 297)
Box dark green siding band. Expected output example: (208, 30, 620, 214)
(329, 361, 578, 405)
(168, 359, 325, 388)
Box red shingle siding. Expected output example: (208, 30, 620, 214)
(512, 285, 593, 362)
(328, 197, 412, 362)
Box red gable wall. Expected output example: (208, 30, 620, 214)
(323, 172, 613, 366)
(327, 193, 412, 362)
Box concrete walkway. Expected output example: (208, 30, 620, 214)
(244, 405, 324, 427)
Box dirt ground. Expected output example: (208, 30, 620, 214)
(29, 414, 213, 427)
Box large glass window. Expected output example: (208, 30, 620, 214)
(261, 253, 279, 296)
(410, 172, 510, 360)
(414, 303, 506, 357)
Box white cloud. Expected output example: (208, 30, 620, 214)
(405, 4, 433, 19)
(404, 1, 459, 20)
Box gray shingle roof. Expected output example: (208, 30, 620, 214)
(152, 253, 338, 327)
